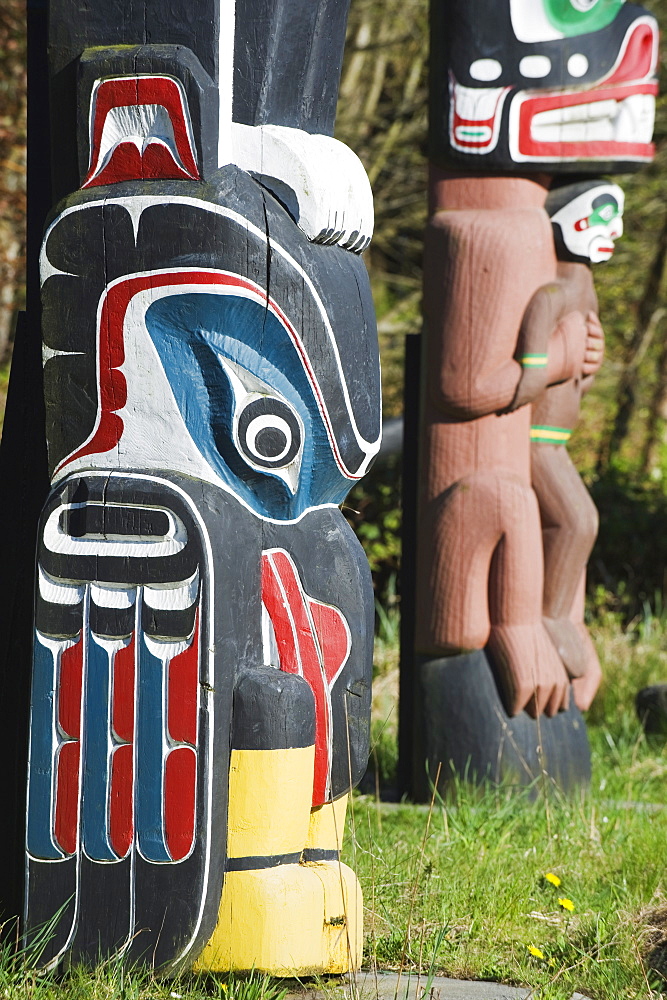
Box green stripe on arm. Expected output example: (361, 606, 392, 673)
(530, 425, 572, 444)
(521, 354, 548, 368)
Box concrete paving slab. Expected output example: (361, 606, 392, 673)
(285, 970, 589, 1000)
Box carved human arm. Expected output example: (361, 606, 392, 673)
(509, 281, 588, 411)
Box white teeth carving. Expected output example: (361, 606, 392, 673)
(615, 93, 655, 143)
(230, 123, 374, 251)
(452, 81, 507, 120)
(91, 585, 136, 609)
(144, 569, 200, 611)
(95, 105, 187, 176)
(449, 79, 510, 153)
(38, 565, 84, 605)
(530, 93, 655, 145)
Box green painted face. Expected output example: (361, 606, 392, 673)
(542, 0, 625, 37)
(587, 200, 621, 228)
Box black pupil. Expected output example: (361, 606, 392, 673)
(255, 427, 288, 458)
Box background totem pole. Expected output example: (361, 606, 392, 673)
(402, 0, 658, 799)
(0, 0, 380, 975)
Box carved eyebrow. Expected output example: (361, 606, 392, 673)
(591, 194, 619, 211)
(509, 0, 563, 42)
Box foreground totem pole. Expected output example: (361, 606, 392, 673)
(404, 0, 658, 798)
(9, 0, 380, 974)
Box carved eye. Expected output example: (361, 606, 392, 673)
(511, 0, 622, 41)
(237, 397, 301, 470)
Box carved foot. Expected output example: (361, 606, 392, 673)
(195, 713, 362, 975)
(488, 622, 570, 718)
(543, 615, 588, 678)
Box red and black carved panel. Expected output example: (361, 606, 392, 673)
(26, 474, 236, 967)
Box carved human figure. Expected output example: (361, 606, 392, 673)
(417, 172, 587, 720)
(407, 0, 657, 799)
(515, 180, 624, 712)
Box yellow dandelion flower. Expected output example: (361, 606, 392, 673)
(548, 958, 556, 967)
(558, 897, 575, 912)
(528, 945, 545, 959)
(544, 872, 561, 887)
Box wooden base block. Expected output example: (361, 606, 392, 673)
(410, 651, 591, 801)
(194, 860, 362, 975)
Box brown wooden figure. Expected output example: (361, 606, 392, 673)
(527, 181, 625, 711)
(1, 0, 380, 975)
(403, 0, 658, 799)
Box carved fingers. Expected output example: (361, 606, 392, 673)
(582, 310, 605, 376)
(514, 664, 570, 720)
(488, 623, 571, 719)
(571, 666, 602, 713)
(570, 624, 603, 712)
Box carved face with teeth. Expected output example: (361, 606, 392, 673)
(430, 0, 658, 172)
(547, 179, 624, 263)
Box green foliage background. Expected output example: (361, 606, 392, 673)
(1, 0, 667, 622)
(336, 0, 667, 622)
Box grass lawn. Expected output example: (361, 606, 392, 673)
(348, 608, 667, 1000)
(0, 612, 665, 1000)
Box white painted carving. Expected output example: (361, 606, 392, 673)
(469, 59, 502, 82)
(230, 123, 374, 251)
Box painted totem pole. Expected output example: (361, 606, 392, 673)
(12, 0, 379, 975)
(404, 0, 658, 798)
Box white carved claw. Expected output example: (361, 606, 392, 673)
(231, 123, 374, 252)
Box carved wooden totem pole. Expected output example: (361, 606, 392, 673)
(403, 0, 658, 798)
(7, 0, 380, 975)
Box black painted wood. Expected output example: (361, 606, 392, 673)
(397, 333, 421, 799)
(0, 0, 50, 925)
(415, 652, 592, 800)
(16, 0, 379, 971)
(429, 0, 658, 174)
(232, 668, 316, 751)
(232, 0, 351, 134)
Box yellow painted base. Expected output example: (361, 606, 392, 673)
(195, 743, 362, 975)
(194, 860, 362, 975)
(306, 796, 348, 853)
(226, 747, 315, 858)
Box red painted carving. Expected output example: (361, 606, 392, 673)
(109, 743, 134, 857)
(58, 637, 82, 739)
(112, 636, 135, 744)
(164, 747, 196, 861)
(168, 613, 199, 746)
(261, 549, 350, 806)
(54, 639, 83, 855)
(54, 742, 80, 856)
(83, 76, 200, 188)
